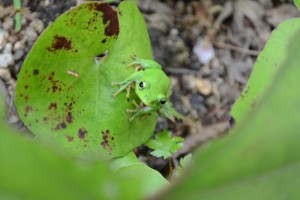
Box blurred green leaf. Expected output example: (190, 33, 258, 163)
(231, 18, 300, 123)
(0, 94, 167, 200)
(174, 154, 192, 177)
(0, 98, 142, 200)
(179, 153, 192, 168)
(146, 130, 184, 159)
(160, 25, 300, 200)
(294, 0, 300, 11)
(15, 1, 156, 159)
(111, 152, 168, 198)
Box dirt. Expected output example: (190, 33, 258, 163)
(0, 0, 298, 176)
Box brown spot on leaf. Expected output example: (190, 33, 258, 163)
(101, 140, 109, 149)
(66, 112, 73, 123)
(46, 71, 66, 94)
(78, 127, 88, 139)
(24, 85, 29, 90)
(48, 102, 57, 110)
(24, 106, 33, 117)
(33, 69, 39, 75)
(47, 35, 73, 52)
(251, 100, 257, 108)
(53, 124, 61, 131)
(87, 2, 119, 37)
(101, 38, 106, 43)
(66, 135, 74, 142)
(43, 117, 49, 124)
(64, 102, 73, 111)
(101, 129, 114, 151)
(60, 121, 67, 129)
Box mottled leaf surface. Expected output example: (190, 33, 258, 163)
(15, 2, 156, 159)
(231, 18, 300, 123)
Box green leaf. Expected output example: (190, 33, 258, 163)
(174, 154, 192, 177)
(0, 98, 142, 200)
(231, 18, 300, 123)
(146, 130, 184, 159)
(179, 153, 192, 168)
(111, 151, 169, 198)
(160, 25, 300, 200)
(294, 0, 300, 11)
(1, 93, 165, 199)
(15, 1, 156, 159)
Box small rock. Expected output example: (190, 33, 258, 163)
(0, 68, 12, 82)
(13, 40, 25, 50)
(193, 39, 215, 64)
(200, 65, 211, 76)
(195, 79, 213, 96)
(13, 49, 24, 60)
(30, 19, 44, 34)
(3, 42, 12, 54)
(190, 93, 206, 115)
(8, 34, 19, 44)
(24, 27, 38, 42)
(0, 29, 8, 50)
(0, 53, 14, 68)
(2, 17, 14, 30)
(182, 74, 198, 92)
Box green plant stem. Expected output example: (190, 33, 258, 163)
(13, 0, 22, 32)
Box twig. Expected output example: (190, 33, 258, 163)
(213, 40, 260, 56)
(173, 121, 230, 157)
(165, 67, 198, 75)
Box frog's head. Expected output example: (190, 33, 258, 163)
(136, 80, 168, 107)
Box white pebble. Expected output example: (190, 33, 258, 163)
(0, 54, 14, 68)
(193, 39, 215, 64)
(3, 43, 12, 54)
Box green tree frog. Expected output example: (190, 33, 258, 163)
(112, 55, 183, 122)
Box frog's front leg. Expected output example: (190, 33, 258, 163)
(126, 103, 158, 122)
(128, 55, 162, 71)
(112, 71, 143, 97)
(111, 80, 132, 98)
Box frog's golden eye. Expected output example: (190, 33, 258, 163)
(139, 81, 146, 89)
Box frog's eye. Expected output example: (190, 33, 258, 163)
(159, 99, 166, 105)
(139, 81, 146, 89)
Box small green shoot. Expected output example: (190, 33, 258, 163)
(174, 154, 192, 177)
(146, 130, 184, 159)
(13, 0, 22, 32)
